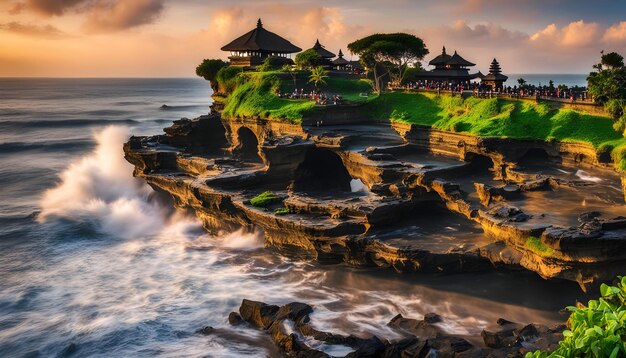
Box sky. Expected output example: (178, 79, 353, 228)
(1, 0, 625, 77)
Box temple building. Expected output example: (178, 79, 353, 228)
(481, 58, 508, 90)
(306, 39, 336, 67)
(221, 19, 301, 68)
(414, 47, 482, 83)
(331, 49, 349, 70)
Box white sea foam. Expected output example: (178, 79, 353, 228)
(575, 170, 603, 183)
(350, 178, 369, 193)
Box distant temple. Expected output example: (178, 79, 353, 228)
(221, 19, 302, 67)
(415, 47, 483, 83)
(332, 49, 349, 70)
(481, 58, 508, 90)
(307, 39, 336, 67)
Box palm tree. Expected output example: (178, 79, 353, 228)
(517, 77, 527, 89)
(309, 66, 329, 90)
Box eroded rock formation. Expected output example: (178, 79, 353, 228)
(124, 107, 626, 291)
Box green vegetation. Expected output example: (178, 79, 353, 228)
(221, 72, 315, 123)
(525, 237, 554, 257)
(365, 91, 626, 172)
(250, 191, 280, 208)
(195, 59, 228, 90)
(526, 277, 626, 358)
(257, 56, 284, 72)
(348, 33, 429, 93)
(274, 207, 290, 215)
(309, 66, 329, 90)
(588, 51, 626, 136)
(295, 49, 323, 70)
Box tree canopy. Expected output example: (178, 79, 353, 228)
(196, 59, 228, 82)
(588, 51, 626, 134)
(347, 33, 428, 93)
(295, 49, 322, 70)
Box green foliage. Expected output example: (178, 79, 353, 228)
(402, 66, 425, 84)
(309, 66, 329, 89)
(525, 237, 554, 257)
(221, 72, 315, 123)
(196, 59, 228, 81)
(526, 277, 626, 358)
(274, 207, 290, 215)
(250, 191, 280, 208)
(215, 66, 245, 94)
(587, 51, 626, 110)
(258, 56, 284, 72)
(295, 49, 322, 70)
(347, 33, 429, 91)
(365, 92, 626, 172)
(602, 52, 625, 69)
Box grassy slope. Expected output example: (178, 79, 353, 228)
(221, 71, 374, 123)
(366, 92, 626, 171)
(219, 73, 626, 171)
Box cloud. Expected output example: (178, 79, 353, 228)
(82, 0, 165, 32)
(603, 21, 626, 43)
(10, 0, 88, 16)
(0, 21, 66, 38)
(530, 20, 599, 47)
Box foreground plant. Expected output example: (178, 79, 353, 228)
(250, 191, 280, 208)
(526, 277, 626, 358)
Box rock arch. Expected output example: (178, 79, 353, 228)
(291, 147, 352, 192)
(517, 148, 551, 167)
(464, 152, 495, 173)
(234, 127, 262, 162)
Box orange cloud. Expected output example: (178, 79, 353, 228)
(603, 21, 626, 43)
(0, 21, 66, 38)
(530, 20, 599, 47)
(81, 0, 165, 33)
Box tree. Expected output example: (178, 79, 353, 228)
(295, 49, 322, 70)
(517, 78, 527, 88)
(196, 59, 228, 90)
(601, 51, 624, 69)
(282, 64, 297, 89)
(308, 66, 328, 90)
(587, 51, 626, 118)
(348, 33, 429, 93)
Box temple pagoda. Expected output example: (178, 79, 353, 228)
(332, 49, 349, 70)
(481, 58, 508, 90)
(415, 47, 482, 83)
(221, 19, 301, 67)
(306, 39, 336, 67)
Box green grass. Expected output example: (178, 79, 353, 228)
(365, 91, 626, 172)
(274, 207, 290, 215)
(525, 236, 555, 257)
(250, 191, 280, 208)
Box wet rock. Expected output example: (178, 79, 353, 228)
(423, 312, 442, 324)
(228, 312, 244, 326)
(388, 314, 439, 339)
(239, 299, 280, 329)
(578, 211, 601, 223)
(196, 326, 214, 335)
(488, 206, 531, 222)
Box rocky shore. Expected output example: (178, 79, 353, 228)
(198, 299, 565, 357)
(124, 105, 626, 291)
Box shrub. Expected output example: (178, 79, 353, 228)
(258, 56, 284, 72)
(295, 49, 322, 69)
(526, 277, 626, 358)
(250, 191, 280, 208)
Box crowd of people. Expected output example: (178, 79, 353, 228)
(399, 80, 592, 102)
(276, 89, 343, 105)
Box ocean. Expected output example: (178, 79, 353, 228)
(505, 74, 587, 87)
(0, 78, 583, 357)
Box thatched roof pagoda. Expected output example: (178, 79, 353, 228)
(309, 39, 336, 59)
(332, 49, 349, 69)
(481, 58, 508, 90)
(416, 46, 482, 83)
(221, 19, 301, 67)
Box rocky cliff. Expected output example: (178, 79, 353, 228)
(124, 106, 626, 292)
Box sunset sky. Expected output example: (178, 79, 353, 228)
(1, 0, 626, 77)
